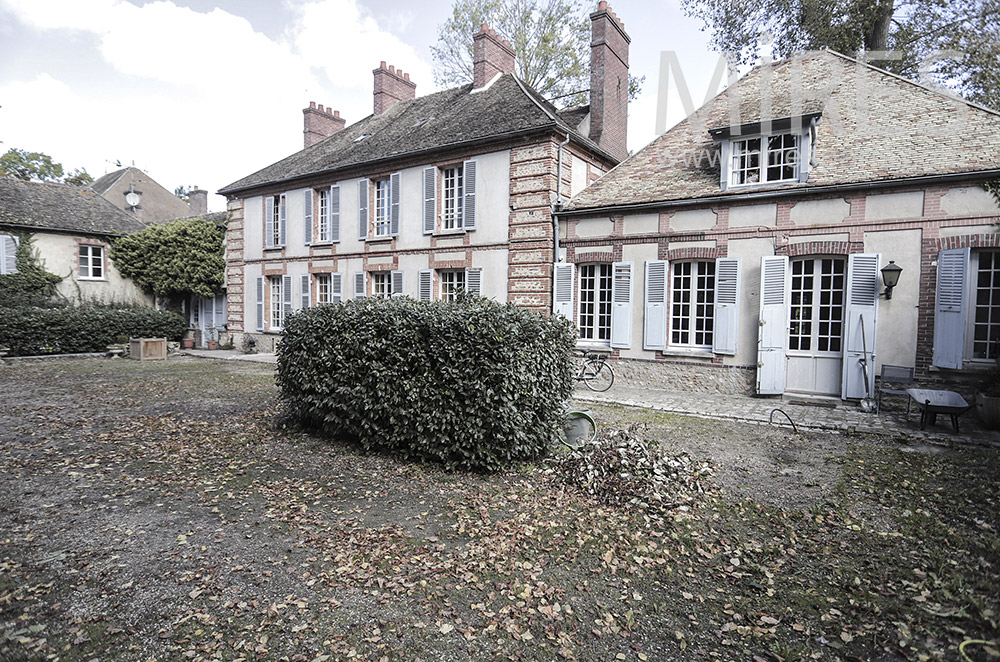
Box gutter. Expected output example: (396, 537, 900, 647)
(0, 223, 130, 238)
(555, 169, 1000, 218)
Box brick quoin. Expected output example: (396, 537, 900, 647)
(225, 198, 245, 332)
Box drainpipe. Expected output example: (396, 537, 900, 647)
(554, 132, 571, 263)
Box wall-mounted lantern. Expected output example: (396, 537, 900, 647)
(880, 261, 902, 299)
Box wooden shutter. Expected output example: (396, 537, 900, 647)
(418, 270, 433, 302)
(422, 167, 436, 234)
(278, 195, 287, 246)
(1, 235, 18, 274)
(354, 272, 366, 299)
(932, 247, 970, 369)
(757, 255, 789, 395)
(358, 179, 369, 240)
(264, 197, 275, 249)
(301, 274, 311, 309)
(842, 253, 880, 399)
(332, 273, 343, 302)
(553, 263, 574, 319)
(713, 257, 741, 355)
(643, 260, 667, 351)
(390, 172, 401, 236)
(330, 185, 340, 242)
(255, 276, 265, 331)
(465, 267, 482, 296)
(391, 270, 404, 297)
(215, 294, 226, 326)
(611, 262, 632, 349)
(463, 160, 477, 230)
(281, 274, 293, 326)
(303, 189, 313, 245)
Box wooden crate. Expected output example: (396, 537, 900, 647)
(129, 337, 167, 360)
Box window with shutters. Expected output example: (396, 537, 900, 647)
(440, 270, 466, 301)
(670, 261, 714, 347)
(729, 134, 799, 187)
(442, 166, 464, 230)
(79, 244, 104, 280)
(317, 189, 330, 242)
(579, 263, 613, 342)
(266, 194, 285, 248)
(372, 272, 391, 298)
(373, 179, 391, 237)
(788, 257, 845, 353)
(0, 234, 18, 274)
(270, 276, 284, 328)
(971, 250, 1000, 361)
(316, 274, 332, 304)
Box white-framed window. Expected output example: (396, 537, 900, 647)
(265, 194, 286, 248)
(442, 166, 464, 230)
(0, 234, 18, 275)
(578, 263, 613, 342)
(317, 189, 330, 242)
(788, 257, 845, 353)
(374, 179, 391, 237)
(670, 261, 715, 347)
(971, 250, 1000, 361)
(316, 274, 332, 304)
(730, 134, 799, 187)
(372, 272, 391, 298)
(270, 276, 283, 328)
(440, 270, 466, 301)
(933, 248, 1000, 368)
(79, 244, 104, 279)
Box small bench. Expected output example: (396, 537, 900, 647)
(906, 388, 972, 432)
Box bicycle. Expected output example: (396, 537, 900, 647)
(575, 349, 614, 392)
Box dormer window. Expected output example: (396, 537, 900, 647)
(711, 113, 820, 191)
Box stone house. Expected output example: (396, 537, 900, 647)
(556, 50, 1000, 399)
(91, 166, 209, 224)
(218, 2, 631, 351)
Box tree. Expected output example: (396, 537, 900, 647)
(431, 0, 642, 107)
(0, 233, 64, 308)
(174, 185, 190, 202)
(0, 148, 94, 186)
(681, 0, 1000, 110)
(111, 217, 225, 299)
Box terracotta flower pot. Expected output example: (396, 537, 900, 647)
(181, 338, 195, 350)
(206, 340, 219, 350)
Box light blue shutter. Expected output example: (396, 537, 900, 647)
(390, 172, 401, 236)
(215, 294, 226, 326)
(463, 160, 477, 230)
(643, 260, 667, 351)
(255, 276, 265, 331)
(281, 274, 293, 326)
(611, 262, 632, 348)
(330, 185, 340, 242)
(303, 190, 313, 245)
(712, 257, 741, 355)
(841, 253, 880, 399)
(278, 195, 287, 246)
(264, 197, 275, 249)
(354, 272, 366, 299)
(418, 270, 433, 301)
(465, 268, 482, 296)
(932, 248, 970, 369)
(391, 270, 404, 297)
(332, 273, 343, 302)
(301, 274, 311, 308)
(757, 256, 789, 395)
(422, 167, 436, 234)
(358, 179, 369, 240)
(553, 263, 574, 319)
(1, 235, 18, 274)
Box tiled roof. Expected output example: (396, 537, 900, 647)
(89, 168, 127, 195)
(0, 177, 148, 235)
(566, 51, 1000, 212)
(219, 74, 605, 195)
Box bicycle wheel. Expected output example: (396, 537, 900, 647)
(582, 359, 614, 392)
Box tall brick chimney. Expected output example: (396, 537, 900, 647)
(189, 187, 208, 216)
(589, 1, 630, 161)
(303, 102, 346, 148)
(473, 24, 515, 89)
(373, 62, 416, 115)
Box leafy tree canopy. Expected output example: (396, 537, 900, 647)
(0, 148, 94, 185)
(111, 216, 225, 299)
(681, 0, 1000, 110)
(432, 0, 642, 107)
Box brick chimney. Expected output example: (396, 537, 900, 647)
(189, 187, 208, 216)
(303, 102, 346, 148)
(589, 1, 630, 161)
(473, 24, 515, 89)
(373, 62, 416, 115)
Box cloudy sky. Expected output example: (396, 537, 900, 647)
(0, 0, 726, 212)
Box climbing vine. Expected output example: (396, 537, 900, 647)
(0, 232, 63, 307)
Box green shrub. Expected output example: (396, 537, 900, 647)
(0, 304, 185, 356)
(276, 296, 577, 472)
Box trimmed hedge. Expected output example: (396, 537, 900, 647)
(276, 296, 577, 472)
(0, 305, 186, 356)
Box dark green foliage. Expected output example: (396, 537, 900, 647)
(111, 216, 225, 298)
(277, 295, 577, 472)
(0, 304, 185, 356)
(0, 233, 63, 307)
(0, 147, 92, 185)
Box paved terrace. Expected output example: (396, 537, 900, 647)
(182, 350, 998, 447)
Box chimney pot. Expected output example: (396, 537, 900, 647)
(309, 101, 316, 109)
(380, 60, 387, 69)
(472, 23, 516, 89)
(372, 61, 416, 114)
(303, 101, 347, 148)
(334, 109, 340, 118)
